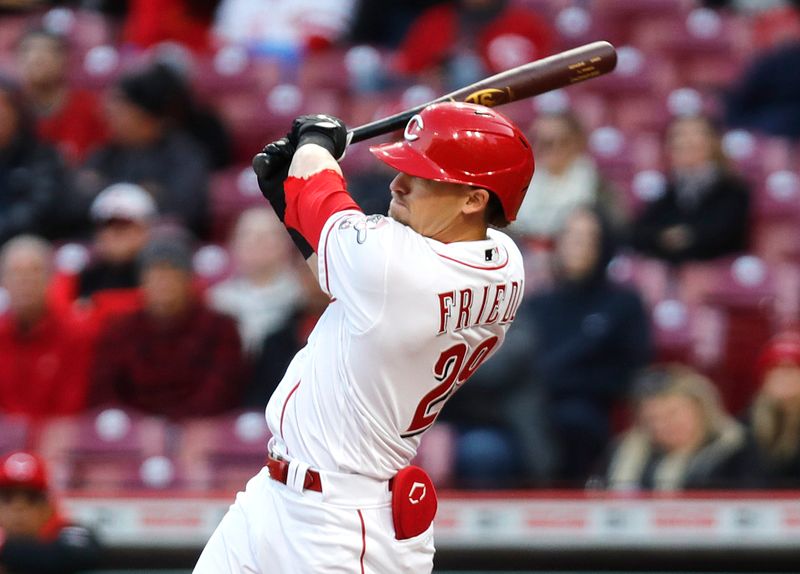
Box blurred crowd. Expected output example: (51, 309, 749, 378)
(0, 0, 799, 504)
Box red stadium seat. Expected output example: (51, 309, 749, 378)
(37, 408, 169, 491)
(209, 165, 265, 240)
(0, 415, 31, 454)
(178, 411, 271, 492)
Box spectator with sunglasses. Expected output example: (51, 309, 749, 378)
(0, 451, 101, 573)
(513, 112, 628, 247)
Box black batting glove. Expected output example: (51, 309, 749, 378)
(290, 114, 350, 160)
(253, 136, 295, 186)
(252, 137, 314, 259)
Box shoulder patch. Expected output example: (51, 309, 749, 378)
(338, 214, 388, 244)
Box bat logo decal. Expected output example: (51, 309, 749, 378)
(464, 88, 512, 107)
(404, 114, 424, 142)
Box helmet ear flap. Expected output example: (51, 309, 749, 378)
(369, 102, 534, 222)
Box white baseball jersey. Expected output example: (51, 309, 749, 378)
(265, 209, 525, 479)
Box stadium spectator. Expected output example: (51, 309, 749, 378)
(630, 115, 751, 264)
(16, 27, 108, 165)
(0, 236, 92, 418)
(213, 0, 355, 55)
(525, 208, 651, 484)
(392, 0, 554, 89)
(0, 78, 74, 244)
(746, 332, 800, 487)
(90, 232, 244, 419)
(246, 262, 329, 409)
(726, 33, 800, 139)
(600, 365, 750, 491)
(513, 112, 628, 244)
(349, 0, 443, 48)
(151, 60, 233, 170)
(50, 183, 154, 328)
(441, 303, 552, 488)
(123, 0, 221, 53)
(208, 207, 302, 356)
(0, 451, 101, 574)
(78, 64, 211, 237)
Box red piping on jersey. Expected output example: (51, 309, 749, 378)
(357, 509, 367, 574)
(434, 245, 509, 270)
(323, 212, 353, 294)
(284, 170, 361, 251)
(279, 380, 302, 441)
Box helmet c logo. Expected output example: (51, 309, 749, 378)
(404, 114, 424, 142)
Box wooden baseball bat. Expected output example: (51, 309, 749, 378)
(349, 41, 617, 144)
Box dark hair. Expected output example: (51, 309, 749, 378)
(116, 62, 189, 120)
(485, 191, 509, 228)
(666, 114, 730, 169)
(0, 76, 36, 151)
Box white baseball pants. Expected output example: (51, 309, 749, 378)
(193, 466, 435, 573)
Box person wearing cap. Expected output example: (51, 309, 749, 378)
(746, 332, 800, 488)
(196, 104, 533, 571)
(0, 236, 93, 418)
(50, 183, 156, 326)
(77, 62, 210, 237)
(0, 451, 101, 574)
(90, 231, 245, 419)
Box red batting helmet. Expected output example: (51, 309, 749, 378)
(369, 102, 534, 222)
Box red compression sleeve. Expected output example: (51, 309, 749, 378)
(284, 170, 362, 251)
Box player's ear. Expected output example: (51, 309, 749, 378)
(462, 187, 490, 217)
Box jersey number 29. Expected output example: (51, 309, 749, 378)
(402, 336, 499, 438)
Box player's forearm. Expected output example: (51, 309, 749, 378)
(288, 144, 342, 179)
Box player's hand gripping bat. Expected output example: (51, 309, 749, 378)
(349, 40, 617, 144)
(253, 41, 616, 179)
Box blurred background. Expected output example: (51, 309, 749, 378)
(1, 0, 800, 571)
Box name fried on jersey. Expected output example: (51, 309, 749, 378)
(436, 280, 523, 335)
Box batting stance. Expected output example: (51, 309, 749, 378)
(194, 102, 534, 573)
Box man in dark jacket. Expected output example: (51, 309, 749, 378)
(526, 207, 651, 484)
(91, 231, 245, 419)
(78, 63, 211, 237)
(0, 451, 101, 574)
(0, 78, 73, 244)
(630, 115, 751, 264)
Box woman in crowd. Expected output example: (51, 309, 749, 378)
(601, 364, 750, 491)
(525, 207, 650, 484)
(630, 115, 751, 264)
(513, 112, 627, 245)
(747, 332, 800, 488)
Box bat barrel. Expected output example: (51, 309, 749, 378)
(349, 41, 616, 144)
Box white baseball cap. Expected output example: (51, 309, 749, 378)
(90, 183, 157, 224)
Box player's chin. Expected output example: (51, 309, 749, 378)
(389, 201, 407, 223)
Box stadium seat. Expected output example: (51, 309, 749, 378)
(209, 165, 265, 240)
(651, 298, 693, 363)
(178, 411, 271, 492)
(37, 408, 169, 491)
(0, 415, 31, 454)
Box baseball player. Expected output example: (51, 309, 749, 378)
(194, 102, 534, 573)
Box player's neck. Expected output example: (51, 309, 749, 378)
(431, 222, 488, 244)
